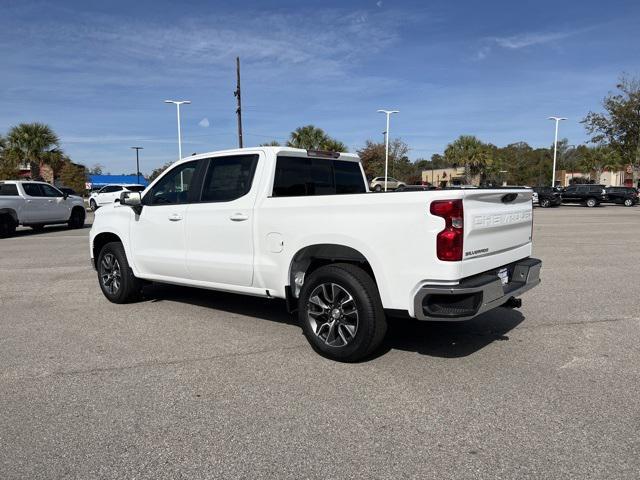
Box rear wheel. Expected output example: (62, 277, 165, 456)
(68, 207, 85, 229)
(0, 215, 17, 238)
(90, 199, 98, 211)
(624, 198, 633, 207)
(585, 198, 598, 208)
(298, 263, 387, 362)
(97, 242, 142, 303)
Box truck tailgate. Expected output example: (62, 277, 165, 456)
(461, 189, 533, 276)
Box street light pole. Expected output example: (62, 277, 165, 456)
(130, 147, 143, 184)
(165, 100, 191, 161)
(377, 109, 399, 191)
(548, 116, 567, 187)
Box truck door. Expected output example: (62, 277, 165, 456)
(129, 160, 200, 280)
(185, 153, 261, 287)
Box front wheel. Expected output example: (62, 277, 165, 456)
(298, 263, 387, 362)
(373, 185, 382, 192)
(90, 199, 98, 211)
(0, 215, 16, 238)
(97, 242, 142, 303)
(540, 198, 551, 208)
(624, 198, 633, 207)
(585, 198, 598, 208)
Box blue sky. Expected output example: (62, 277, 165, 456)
(1, 0, 639, 174)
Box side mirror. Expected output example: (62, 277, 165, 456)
(63, 192, 69, 199)
(120, 191, 142, 207)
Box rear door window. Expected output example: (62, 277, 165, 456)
(272, 156, 365, 197)
(22, 184, 43, 196)
(0, 183, 19, 196)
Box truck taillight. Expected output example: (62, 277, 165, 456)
(430, 199, 463, 261)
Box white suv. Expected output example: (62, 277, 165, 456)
(89, 184, 146, 211)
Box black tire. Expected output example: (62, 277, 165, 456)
(90, 199, 98, 211)
(624, 198, 633, 207)
(0, 215, 17, 238)
(31, 224, 45, 232)
(97, 242, 142, 303)
(374, 185, 382, 192)
(585, 198, 598, 208)
(540, 198, 551, 208)
(68, 207, 85, 229)
(298, 263, 387, 362)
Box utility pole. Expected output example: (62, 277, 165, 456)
(234, 56, 243, 148)
(130, 147, 143, 184)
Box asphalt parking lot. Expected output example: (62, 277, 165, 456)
(1, 206, 639, 479)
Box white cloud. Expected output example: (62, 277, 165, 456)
(376, 1, 383, 7)
(490, 29, 583, 50)
(198, 118, 210, 128)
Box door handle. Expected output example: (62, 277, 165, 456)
(229, 213, 249, 222)
(168, 213, 183, 222)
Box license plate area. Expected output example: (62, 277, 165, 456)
(497, 267, 509, 285)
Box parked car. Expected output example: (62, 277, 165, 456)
(369, 176, 406, 191)
(89, 184, 146, 211)
(604, 186, 638, 207)
(561, 184, 607, 207)
(90, 147, 541, 361)
(532, 186, 562, 208)
(0, 181, 86, 237)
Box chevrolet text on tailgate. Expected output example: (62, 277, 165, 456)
(89, 147, 541, 362)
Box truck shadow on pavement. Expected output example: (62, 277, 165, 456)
(143, 284, 525, 359)
(378, 310, 525, 359)
(13, 223, 93, 237)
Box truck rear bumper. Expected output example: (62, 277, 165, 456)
(413, 257, 541, 321)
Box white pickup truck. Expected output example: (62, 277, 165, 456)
(90, 147, 541, 361)
(0, 180, 86, 237)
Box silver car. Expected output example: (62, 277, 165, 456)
(369, 177, 406, 192)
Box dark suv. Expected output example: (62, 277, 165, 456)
(605, 186, 638, 207)
(533, 186, 562, 208)
(561, 184, 607, 207)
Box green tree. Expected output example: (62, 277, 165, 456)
(357, 139, 412, 180)
(259, 140, 281, 146)
(286, 125, 348, 152)
(6, 123, 60, 179)
(59, 162, 88, 194)
(444, 135, 491, 184)
(0, 134, 20, 179)
(582, 75, 640, 168)
(89, 164, 104, 175)
(148, 161, 173, 182)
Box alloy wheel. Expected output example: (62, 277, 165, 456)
(100, 253, 122, 295)
(307, 282, 359, 347)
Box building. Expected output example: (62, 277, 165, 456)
(87, 174, 149, 191)
(555, 166, 638, 187)
(421, 167, 468, 187)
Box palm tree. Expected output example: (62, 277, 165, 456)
(321, 138, 348, 152)
(260, 140, 281, 147)
(287, 125, 328, 150)
(6, 123, 60, 179)
(286, 125, 348, 152)
(444, 135, 490, 184)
